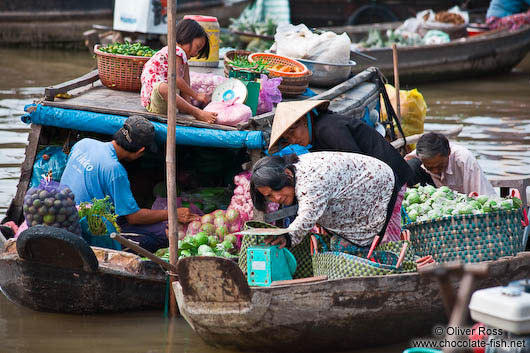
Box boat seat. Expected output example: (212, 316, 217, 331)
(490, 176, 530, 206)
(177, 256, 251, 303)
(17, 225, 98, 273)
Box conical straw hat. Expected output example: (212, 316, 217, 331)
(268, 100, 330, 153)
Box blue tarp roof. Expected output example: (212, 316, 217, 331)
(22, 104, 265, 150)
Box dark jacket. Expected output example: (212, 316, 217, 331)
(310, 112, 413, 239)
(311, 112, 414, 189)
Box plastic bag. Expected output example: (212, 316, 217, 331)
(380, 84, 427, 149)
(204, 99, 252, 127)
(189, 72, 227, 108)
(23, 178, 81, 235)
(30, 146, 68, 188)
(257, 74, 282, 115)
(274, 23, 351, 64)
(423, 30, 450, 45)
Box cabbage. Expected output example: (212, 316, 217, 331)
(477, 195, 489, 205)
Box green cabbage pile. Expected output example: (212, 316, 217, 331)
(402, 185, 523, 224)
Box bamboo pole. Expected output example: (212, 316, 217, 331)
(391, 43, 401, 122)
(166, 0, 179, 317)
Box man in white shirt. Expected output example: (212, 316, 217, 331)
(405, 132, 496, 196)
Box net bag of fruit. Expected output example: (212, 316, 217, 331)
(23, 178, 81, 235)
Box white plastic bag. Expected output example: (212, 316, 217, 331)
(204, 99, 252, 127)
(274, 23, 351, 64)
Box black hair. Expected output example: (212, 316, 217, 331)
(416, 132, 450, 159)
(250, 154, 298, 211)
(175, 19, 210, 59)
(113, 129, 143, 153)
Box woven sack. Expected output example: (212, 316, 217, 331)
(238, 221, 314, 279)
(404, 208, 524, 263)
(312, 242, 417, 280)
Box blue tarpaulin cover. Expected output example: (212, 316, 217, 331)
(22, 104, 265, 150)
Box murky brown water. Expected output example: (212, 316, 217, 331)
(0, 47, 529, 353)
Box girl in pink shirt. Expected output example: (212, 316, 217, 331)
(141, 19, 217, 123)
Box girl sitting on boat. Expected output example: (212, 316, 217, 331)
(140, 18, 217, 123)
(267, 100, 413, 243)
(249, 152, 395, 252)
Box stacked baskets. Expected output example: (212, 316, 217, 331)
(94, 44, 150, 92)
(223, 50, 312, 97)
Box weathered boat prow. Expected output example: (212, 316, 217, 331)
(0, 226, 166, 313)
(174, 253, 530, 352)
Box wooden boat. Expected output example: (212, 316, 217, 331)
(335, 24, 530, 84)
(173, 252, 530, 352)
(0, 226, 166, 314)
(291, 0, 489, 27)
(0, 65, 388, 313)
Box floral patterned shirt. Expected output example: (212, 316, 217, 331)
(140, 46, 188, 108)
(287, 152, 395, 247)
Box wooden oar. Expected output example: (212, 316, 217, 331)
(110, 232, 178, 274)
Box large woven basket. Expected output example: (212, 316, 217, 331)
(404, 208, 524, 263)
(94, 45, 150, 92)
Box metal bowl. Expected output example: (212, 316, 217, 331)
(296, 59, 357, 87)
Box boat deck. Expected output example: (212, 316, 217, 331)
(40, 64, 381, 132)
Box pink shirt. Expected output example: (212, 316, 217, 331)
(140, 46, 188, 108)
(407, 143, 496, 196)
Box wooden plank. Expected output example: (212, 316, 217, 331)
(271, 275, 328, 287)
(44, 70, 100, 101)
(4, 124, 42, 225)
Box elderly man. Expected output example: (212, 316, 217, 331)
(61, 115, 198, 251)
(406, 132, 496, 195)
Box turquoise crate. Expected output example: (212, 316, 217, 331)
(247, 245, 297, 287)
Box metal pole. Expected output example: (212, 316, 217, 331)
(166, 0, 179, 317)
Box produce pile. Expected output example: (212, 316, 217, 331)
(402, 185, 523, 224)
(156, 209, 241, 259)
(97, 41, 157, 57)
(230, 55, 270, 74)
(228, 171, 279, 223)
(222, 18, 276, 52)
(78, 196, 120, 235)
(23, 180, 81, 234)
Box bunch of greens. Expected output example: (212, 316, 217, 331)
(98, 41, 157, 57)
(230, 55, 270, 74)
(360, 29, 423, 49)
(78, 196, 120, 236)
(154, 232, 238, 260)
(402, 185, 523, 224)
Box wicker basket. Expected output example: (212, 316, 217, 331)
(404, 208, 524, 263)
(248, 53, 308, 77)
(94, 45, 150, 92)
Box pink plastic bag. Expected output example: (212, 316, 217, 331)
(257, 74, 282, 115)
(189, 72, 227, 108)
(204, 99, 252, 127)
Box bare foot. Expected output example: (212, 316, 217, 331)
(196, 110, 217, 124)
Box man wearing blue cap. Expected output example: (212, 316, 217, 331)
(61, 115, 198, 251)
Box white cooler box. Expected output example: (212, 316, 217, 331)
(113, 0, 168, 34)
(469, 280, 530, 335)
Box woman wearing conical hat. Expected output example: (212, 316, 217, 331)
(267, 100, 414, 243)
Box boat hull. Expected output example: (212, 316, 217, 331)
(0, 240, 166, 314)
(348, 25, 530, 83)
(174, 252, 530, 352)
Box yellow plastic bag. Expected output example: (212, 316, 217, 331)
(380, 84, 427, 149)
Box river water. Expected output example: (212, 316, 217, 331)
(0, 47, 529, 353)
